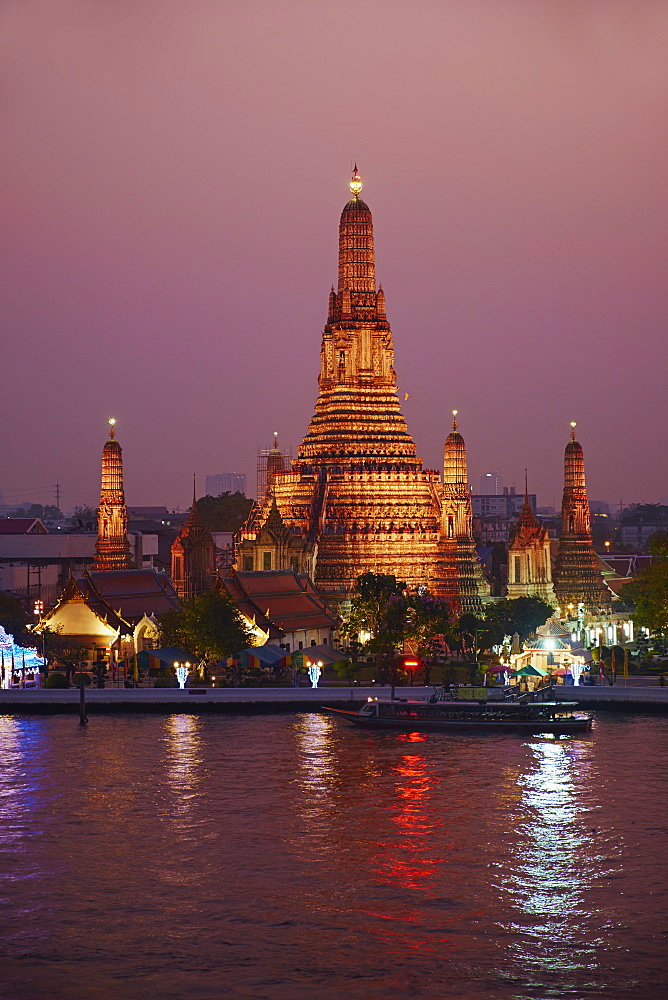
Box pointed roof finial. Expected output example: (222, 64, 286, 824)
(108, 418, 116, 440)
(273, 431, 279, 450)
(570, 420, 577, 441)
(192, 473, 197, 507)
(524, 468, 529, 500)
(349, 163, 362, 198)
(452, 409, 458, 431)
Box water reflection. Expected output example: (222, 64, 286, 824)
(0, 717, 26, 849)
(292, 714, 337, 855)
(504, 738, 598, 979)
(164, 715, 203, 828)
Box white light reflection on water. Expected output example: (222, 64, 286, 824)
(503, 737, 600, 984)
(163, 715, 204, 829)
(0, 717, 27, 850)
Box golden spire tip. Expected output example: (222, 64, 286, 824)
(108, 418, 116, 439)
(349, 164, 362, 198)
(452, 409, 458, 431)
(570, 420, 577, 440)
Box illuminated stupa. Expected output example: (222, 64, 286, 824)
(507, 474, 555, 604)
(237, 169, 446, 601)
(553, 423, 611, 614)
(94, 419, 133, 571)
(433, 412, 488, 615)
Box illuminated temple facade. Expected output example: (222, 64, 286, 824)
(553, 424, 611, 614)
(236, 171, 489, 606)
(94, 420, 133, 571)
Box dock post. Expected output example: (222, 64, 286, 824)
(79, 679, 88, 725)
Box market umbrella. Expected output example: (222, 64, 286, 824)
(513, 665, 550, 677)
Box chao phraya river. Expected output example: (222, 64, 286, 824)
(0, 712, 666, 1000)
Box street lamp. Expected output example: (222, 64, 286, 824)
(307, 660, 323, 688)
(173, 661, 191, 689)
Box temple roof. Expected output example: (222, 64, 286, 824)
(77, 569, 180, 626)
(217, 569, 339, 637)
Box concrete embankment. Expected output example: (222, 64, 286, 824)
(0, 686, 432, 715)
(552, 685, 668, 710)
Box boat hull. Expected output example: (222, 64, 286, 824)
(324, 707, 593, 735)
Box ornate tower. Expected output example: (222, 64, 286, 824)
(170, 480, 216, 600)
(433, 411, 488, 615)
(553, 423, 611, 614)
(94, 419, 133, 571)
(507, 475, 555, 603)
(237, 169, 442, 601)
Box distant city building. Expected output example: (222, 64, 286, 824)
(619, 504, 668, 550)
(479, 471, 504, 495)
(205, 473, 247, 497)
(471, 492, 536, 518)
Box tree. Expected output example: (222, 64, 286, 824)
(158, 589, 253, 664)
(0, 592, 31, 646)
(485, 597, 554, 642)
(403, 593, 452, 683)
(69, 506, 97, 530)
(6, 503, 64, 521)
(196, 493, 254, 532)
(621, 532, 668, 635)
(341, 573, 408, 676)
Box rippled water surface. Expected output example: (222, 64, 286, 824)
(0, 712, 666, 999)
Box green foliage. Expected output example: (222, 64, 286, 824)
(622, 532, 668, 634)
(73, 672, 91, 687)
(69, 505, 97, 529)
(6, 503, 64, 520)
(196, 493, 253, 532)
(484, 597, 554, 642)
(39, 628, 84, 670)
(403, 592, 452, 659)
(158, 589, 253, 661)
(0, 592, 31, 645)
(341, 573, 408, 667)
(45, 672, 69, 689)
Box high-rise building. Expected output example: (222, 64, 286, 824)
(553, 424, 611, 614)
(205, 472, 247, 497)
(94, 420, 132, 571)
(236, 170, 487, 604)
(479, 471, 504, 495)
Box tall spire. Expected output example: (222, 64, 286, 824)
(553, 423, 611, 614)
(436, 412, 488, 614)
(94, 419, 132, 571)
(297, 171, 418, 469)
(337, 166, 376, 296)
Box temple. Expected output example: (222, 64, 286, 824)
(553, 423, 611, 614)
(236, 170, 487, 605)
(433, 412, 488, 614)
(170, 481, 216, 599)
(506, 475, 555, 604)
(94, 419, 133, 571)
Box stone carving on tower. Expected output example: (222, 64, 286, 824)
(553, 423, 612, 614)
(433, 412, 489, 615)
(235, 168, 444, 602)
(170, 481, 216, 600)
(94, 419, 133, 571)
(506, 475, 556, 604)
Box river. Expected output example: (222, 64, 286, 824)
(0, 712, 666, 999)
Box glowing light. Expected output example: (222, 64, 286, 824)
(307, 660, 323, 688)
(349, 164, 362, 197)
(0, 626, 45, 689)
(173, 660, 191, 689)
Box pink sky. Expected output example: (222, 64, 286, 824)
(2, 0, 667, 512)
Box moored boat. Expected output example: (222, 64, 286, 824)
(324, 696, 592, 735)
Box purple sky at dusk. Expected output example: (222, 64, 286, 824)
(2, 0, 667, 514)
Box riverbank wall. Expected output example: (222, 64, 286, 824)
(1, 684, 667, 714)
